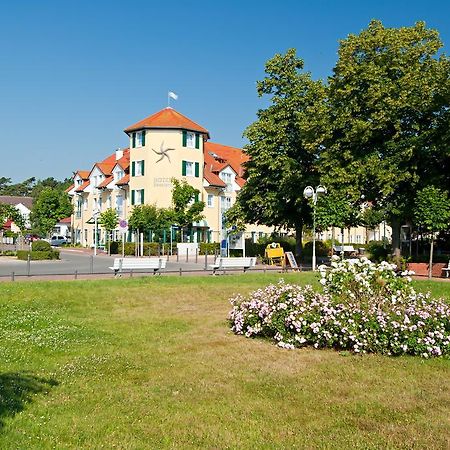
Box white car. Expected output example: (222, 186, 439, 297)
(50, 235, 68, 246)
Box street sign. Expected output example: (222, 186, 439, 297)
(119, 219, 128, 234)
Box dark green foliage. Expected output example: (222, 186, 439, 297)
(31, 240, 51, 252)
(16, 250, 60, 260)
(109, 242, 170, 256)
(303, 240, 331, 257)
(199, 242, 220, 255)
(366, 241, 391, 263)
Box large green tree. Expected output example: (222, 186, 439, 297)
(413, 186, 450, 278)
(321, 20, 450, 256)
(30, 188, 73, 236)
(236, 49, 327, 257)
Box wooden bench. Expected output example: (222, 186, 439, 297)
(210, 257, 256, 275)
(109, 257, 167, 277)
(442, 261, 450, 278)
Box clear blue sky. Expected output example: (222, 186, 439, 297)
(1, 0, 449, 182)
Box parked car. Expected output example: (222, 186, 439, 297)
(50, 235, 67, 246)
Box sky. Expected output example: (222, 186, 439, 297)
(0, 0, 449, 183)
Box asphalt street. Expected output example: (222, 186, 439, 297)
(0, 249, 219, 279)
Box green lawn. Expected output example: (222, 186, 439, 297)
(0, 273, 449, 449)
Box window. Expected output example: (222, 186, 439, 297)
(182, 160, 200, 177)
(207, 194, 214, 208)
(131, 130, 146, 148)
(116, 195, 123, 217)
(131, 160, 145, 177)
(76, 179, 83, 186)
(220, 172, 232, 184)
(182, 131, 200, 149)
(115, 170, 124, 181)
(98, 197, 103, 210)
(131, 189, 145, 206)
(186, 132, 195, 148)
(83, 198, 88, 211)
(220, 196, 232, 211)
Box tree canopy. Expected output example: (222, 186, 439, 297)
(236, 48, 327, 256)
(30, 188, 73, 236)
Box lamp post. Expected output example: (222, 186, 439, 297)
(303, 185, 327, 271)
(93, 209, 100, 256)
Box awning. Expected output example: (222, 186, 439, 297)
(192, 220, 209, 228)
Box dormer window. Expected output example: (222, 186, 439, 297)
(131, 130, 146, 148)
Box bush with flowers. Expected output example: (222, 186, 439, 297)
(228, 257, 450, 357)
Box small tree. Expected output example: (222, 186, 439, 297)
(171, 179, 205, 241)
(414, 186, 450, 278)
(99, 208, 118, 255)
(30, 188, 73, 237)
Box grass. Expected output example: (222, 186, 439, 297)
(0, 273, 449, 449)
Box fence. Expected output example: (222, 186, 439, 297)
(0, 250, 307, 282)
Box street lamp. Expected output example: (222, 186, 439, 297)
(93, 209, 100, 256)
(303, 185, 327, 271)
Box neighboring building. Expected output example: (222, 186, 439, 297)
(0, 195, 33, 231)
(53, 217, 72, 239)
(67, 107, 272, 247)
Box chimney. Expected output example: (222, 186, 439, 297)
(115, 147, 123, 161)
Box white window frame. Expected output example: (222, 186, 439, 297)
(185, 161, 194, 177)
(186, 132, 195, 148)
(136, 131, 144, 147)
(207, 194, 214, 208)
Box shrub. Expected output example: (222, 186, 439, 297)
(366, 240, 391, 262)
(199, 242, 220, 255)
(17, 250, 60, 260)
(32, 240, 52, 252)
(303, 240, 331, 257)
(229, 258, 450, 357)
(109, 241, 170, 256)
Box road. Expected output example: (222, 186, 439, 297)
(0, 249, 219, 279)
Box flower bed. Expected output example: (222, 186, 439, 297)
(228, 257, 450, 357)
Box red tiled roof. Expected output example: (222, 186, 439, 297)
(75, 170, 90, 179)
(59, 217, 71, 224)
(124, 107, 209, 136)
(203, 142, 247, 188)
(2, 219, 13, 229)
(115, 148, 130, 170)
(65, 184, 74, 193)
(116, 174, 129, 186)
(75, 180, 90, 192)
(98, 176, 113, 189)
(203, 151, 226, 187)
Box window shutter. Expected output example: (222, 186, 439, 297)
(141, 160, 145, 176)
(195, 162, 199, 178)
(131, 190, 135, 205)
(132, 133, 136, 148)
(195, 133, 200, 149)
(194, 193, 199, 202)
(182, 130, 187, 147)
(141, 189, 144, 204)
(182, 160, 187, 176)
(131, 161, 136, 177)
(141, 130, 146, 146)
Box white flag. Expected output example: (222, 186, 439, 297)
(168, 91, 178, 100)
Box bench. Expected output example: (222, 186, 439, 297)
(109, 257, 167, 277)
(442, 261, 450, 278)
(210, 257, 256, 275)
(333, 245, 357, 256)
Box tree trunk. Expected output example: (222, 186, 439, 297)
(391, 217, 401, 258)
(295, 223, 303, 260)
(428, 234, 434, 279)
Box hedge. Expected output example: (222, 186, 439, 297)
(17, 250, 60, 261)
(32, 240, 52, 252)
(109, 242, 171, 256)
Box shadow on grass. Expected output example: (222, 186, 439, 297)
(0, 372, 58, 429)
